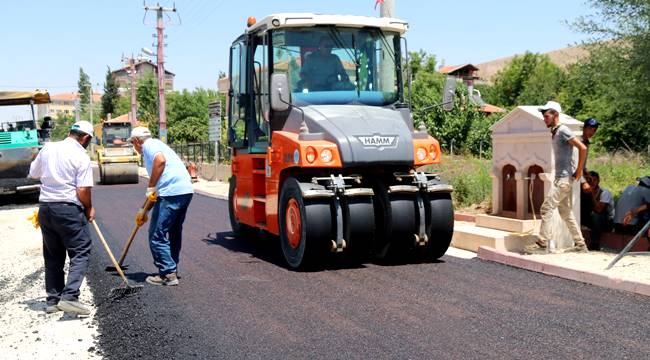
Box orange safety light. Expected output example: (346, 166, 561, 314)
(305, 146, 317, 163)
(247, 16, 257, 27)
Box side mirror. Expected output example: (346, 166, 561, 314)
(228, 127, 236, 145)
(442, 76, 457, 111)
(270, 73, 291, 112)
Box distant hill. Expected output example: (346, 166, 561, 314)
(475, 45, 590, 83)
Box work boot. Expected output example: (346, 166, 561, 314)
(146, 273, 179, 286)
(566, 243, 589, 253)
(45, 303, 61, 314)
(57, 299, 91, 316)
(523, 238, 548, 255)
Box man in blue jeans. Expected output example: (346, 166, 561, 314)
(128, 126, 194, 286)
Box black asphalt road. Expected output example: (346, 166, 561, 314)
(86, 179, 650, 359)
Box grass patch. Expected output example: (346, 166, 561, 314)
(589, 151, 650, 200)
(428, 155, 492, 210)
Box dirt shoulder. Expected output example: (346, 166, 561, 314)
(0, 205, 100, 359)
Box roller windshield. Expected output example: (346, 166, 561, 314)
(0, 105, 36, 132)
(272, 26, 401, 106)
(103, 125, 130, 147)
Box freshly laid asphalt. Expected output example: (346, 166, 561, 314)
(87, 179, 650, 359)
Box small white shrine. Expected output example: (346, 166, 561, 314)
(452, 106, 584, 252)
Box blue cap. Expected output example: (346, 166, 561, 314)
(584, 118, 599, 128)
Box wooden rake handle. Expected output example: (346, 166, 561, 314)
(91, 220, 131, 286)
(116, 225, 141, 266)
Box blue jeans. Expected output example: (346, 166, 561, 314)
(148, 193, 193, 275)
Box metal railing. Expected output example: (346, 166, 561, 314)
(170, 142, 230, 164)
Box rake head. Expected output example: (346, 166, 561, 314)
(109, 284, 144, 300)
(104, 264, 129, 272)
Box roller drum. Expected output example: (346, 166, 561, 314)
(100, 163, 139, 184)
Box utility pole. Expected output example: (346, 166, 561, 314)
(89, 84, 93, 153)
(143, 2, 178, 144)
(89, 83, 99, 154)
(380, 0, 395, 18)
(74, 98, 80, 122)
(122, 55, 138, 125)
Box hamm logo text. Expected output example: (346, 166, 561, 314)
(357, 135, 398, 150)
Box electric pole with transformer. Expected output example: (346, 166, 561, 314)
(143, 2, 180, 143)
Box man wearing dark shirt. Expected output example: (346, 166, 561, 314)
(300, 37, 350, 91)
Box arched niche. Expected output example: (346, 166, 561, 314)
(502, 164, 517, 215)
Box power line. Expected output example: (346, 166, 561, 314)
(0, 85, 77, 89)
(179, 0, 208, 23)
(192, 0, 224, 29)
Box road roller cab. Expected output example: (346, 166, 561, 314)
(227, 14, 454, 269)
(95, 118, 140, 184)
(0, 91, 51, 196)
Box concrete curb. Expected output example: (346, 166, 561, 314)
(138, 174, 228, 201)
(193, 188, 228, 201)
(477, 246, 650, 297)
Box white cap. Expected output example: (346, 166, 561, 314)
(539, 101, 562, 114)
(71, 121, 94, 137)
(127, 126, 152, 142)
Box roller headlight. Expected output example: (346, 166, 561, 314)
(416, 147, 427, 161)
(305, 146, 317, 163)
(429, 145, 438, 161)
(320, 148, 333, 163)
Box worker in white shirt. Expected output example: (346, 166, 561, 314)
(29, 121, 95, 316)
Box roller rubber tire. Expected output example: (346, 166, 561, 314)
(279, 178, 332, 270)
(343, 196, 375, 261)
(386, 194, 418, 259)
(422, 192, 454, 260)
(369, 179, 418, 260)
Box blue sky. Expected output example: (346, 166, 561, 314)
(0, 0, 594, 93)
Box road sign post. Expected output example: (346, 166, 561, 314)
(208, 101, 222, 177)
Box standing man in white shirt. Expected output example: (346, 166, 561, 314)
(29, 121, 95, 315)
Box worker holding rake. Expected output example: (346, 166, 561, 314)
(128, 127, 194, 286)
(28, 121, 95, 315)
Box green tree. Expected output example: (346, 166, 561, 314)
(568, 0, 650, 152)
(50, 115, 76, 141)
(166, 88, 219, 143)
(136, 72, 159, 136)
(489, 52, 564, 107)
(558, 43, 647, 151)
(516, 58, 565, 105)
(408, 50, 495, 156)
(77, 67, 91, 112)
(114, 94, 131, 117)
(101, 67, 119, 118)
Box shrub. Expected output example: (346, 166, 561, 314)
(429, 155, 492, 209)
